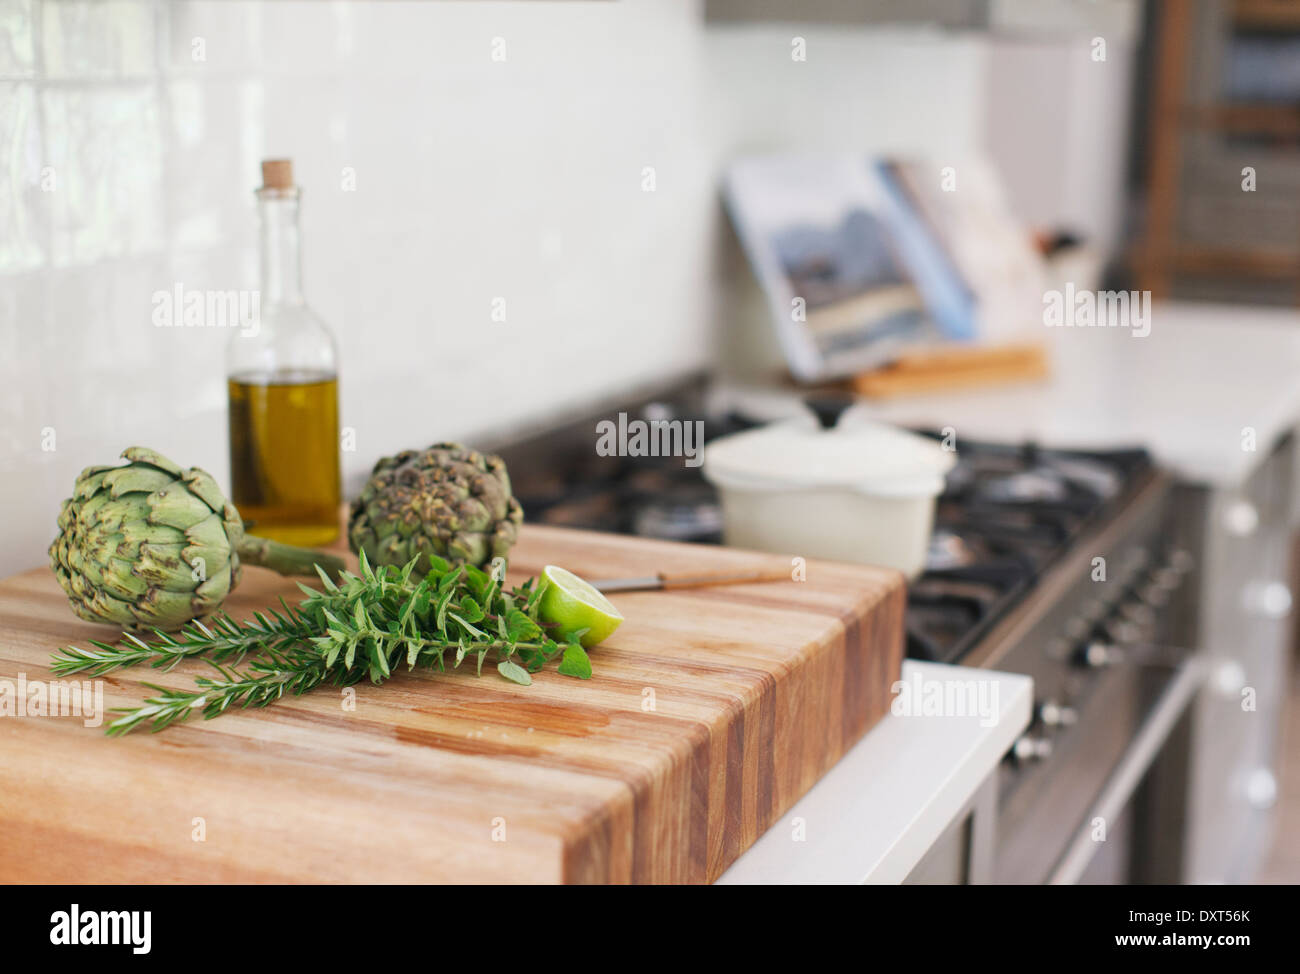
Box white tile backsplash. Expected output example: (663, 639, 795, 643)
(164, 0, 264, 76)
(0, 0, 37, 78)
(41, 0, 157, 80)
(0, 81, 45, 270)
(2, 0, 1113, 576)
(42, 83, 164, 264)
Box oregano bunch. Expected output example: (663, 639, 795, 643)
(51, 552, 592, 736)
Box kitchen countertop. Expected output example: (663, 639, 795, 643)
(717, 660, 1033, 884)
(0, 525, 907, 884)
(856, 301, 1300, 489)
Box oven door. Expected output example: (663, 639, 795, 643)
(1046, 654, 1206, 884)
(993, 650, 1204, 884)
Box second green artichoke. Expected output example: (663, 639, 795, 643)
(347, 442, 524, 572)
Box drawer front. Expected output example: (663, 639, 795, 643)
(1185, 435, 1296, 882)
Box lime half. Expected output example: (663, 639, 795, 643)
(538, 565, 624, 648)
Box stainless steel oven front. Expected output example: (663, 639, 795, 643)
(968, 469, 1203, 884)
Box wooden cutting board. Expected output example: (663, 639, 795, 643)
(0, 525, 904, 884)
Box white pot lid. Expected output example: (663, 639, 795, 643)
(703, 410, 955, 491)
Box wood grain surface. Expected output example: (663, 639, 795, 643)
(0, 525, 904, 884)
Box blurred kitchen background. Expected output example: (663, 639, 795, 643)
(0, 0, 1145, 569)
(2, 0, 1299, 883)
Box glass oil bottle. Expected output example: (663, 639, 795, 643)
(226, 159, 341, 546)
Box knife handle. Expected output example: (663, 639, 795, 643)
(657, 568, 794, 589)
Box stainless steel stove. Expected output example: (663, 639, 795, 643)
(493, 377, 1206, 883)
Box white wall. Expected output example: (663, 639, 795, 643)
(983, 33, 1138, 254)
(702, 24, 990, 377)
(0, 2, 1131, 575)
(1, 0, 718, 574)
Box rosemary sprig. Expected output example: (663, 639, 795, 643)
(51, 605, 317, 677)
(105, 649, 338, 737)
(54, 551, 592, 736)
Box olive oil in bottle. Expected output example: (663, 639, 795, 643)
(228, 370, 340, 547)
(227, 160, 341, 546)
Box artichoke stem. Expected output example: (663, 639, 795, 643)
(237, 535, 345, 578)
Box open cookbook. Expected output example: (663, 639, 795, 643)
(723, 154, 1044, 382)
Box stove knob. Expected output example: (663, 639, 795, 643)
(1139, 568, 1182, 606)
(1137, 582, 1171, 608)
(1064, 616, 1091, 640)
(1045, 636, 1071, 660)
(1119, 598, 1157, 628)
(1038, 700, 1078, 727)
(1151, 566, 1184, 590)
(1081, 598, 1107, 622)
(1075, 641, 1126, 668)
(1096, 616, 1140, 646)
(1122, 546, 1151, 573)
(1012, 734, 1053, 762)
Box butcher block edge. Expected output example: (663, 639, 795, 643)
(0, 525, 906, 884)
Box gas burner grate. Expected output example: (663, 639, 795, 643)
(499, 406, 1151, 666)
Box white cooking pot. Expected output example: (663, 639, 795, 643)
(702, 406, 954, 578)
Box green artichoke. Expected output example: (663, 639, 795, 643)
(50, 447, 345, 630)
(348, 442, 524, 572)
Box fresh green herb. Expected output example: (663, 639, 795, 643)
(557, 641, 593, 680)
(51, 552, 592, 736)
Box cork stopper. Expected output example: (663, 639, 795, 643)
(260, 159, 294, 191)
